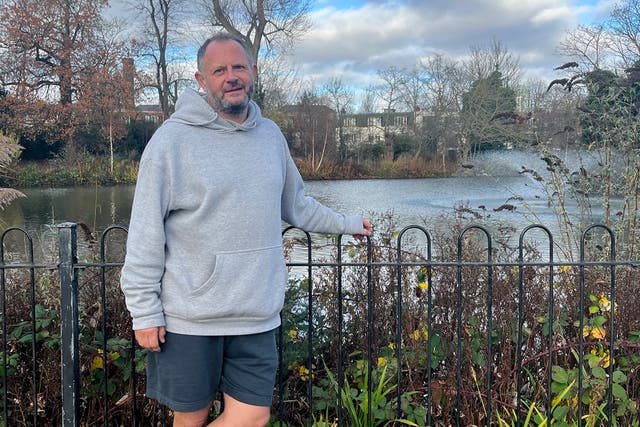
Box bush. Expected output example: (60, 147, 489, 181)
(1, 211, 639, 425)
(11, 155, 139, 187)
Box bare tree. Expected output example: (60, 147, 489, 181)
(374, 66, 405, 112)
(130, 0, 191, 118)
(256, 52, 301, 109)
(399, 66, 429, 113)
(358, 86, 378, 114)
(465, 39, 522, 88)
(282, 89, 336, 173)
(557, 24, 611, 69)
(198, 0, 312, 65)
(373, 66, 406, 159)
(608, 0, 640, 66)
(419, 54, 466, 157)
(421, 54, 465, 113)
(320, 76, 353, 162)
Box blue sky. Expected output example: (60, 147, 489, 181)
(108, 0, 619, 101)
(288, 0, 618, 90)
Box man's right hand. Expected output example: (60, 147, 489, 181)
(134, 326, 166, 352)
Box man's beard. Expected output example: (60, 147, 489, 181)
(209, 84, 253, 116)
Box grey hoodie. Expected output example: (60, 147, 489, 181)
(120, 88, 364, 336)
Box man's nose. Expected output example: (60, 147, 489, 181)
(226, 68, 239, 81)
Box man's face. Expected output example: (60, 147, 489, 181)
(195, 40, 257, 122)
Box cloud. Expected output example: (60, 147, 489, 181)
(289, 0, 599, 89)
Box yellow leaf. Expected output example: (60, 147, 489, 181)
(601, 353, 611, 369)
(92, 356, 103, 371)
(590, 326, 606, 340)
(598, 295, 611, 312)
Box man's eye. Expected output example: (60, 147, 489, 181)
(213, 68, 225, 75)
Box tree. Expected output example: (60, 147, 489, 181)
(373, 66, 406, 160)
(198, 0, 312, 65)
(256, 51, 301, 110)
(608, 0, 640, 66)
(358, 86, 378, 114)
(130, 0, 191, 118)
(420, 54, 466, 157)
(578, 68, 636, 148)
(422, 54, 464, 114)
(399, 66, 429, 113)
(461, 70, 518, 156)
(76, 60, 132, 172)
(0, 0, 133, 153)
(557, 24, 611, 69)
(320, 76, 353, 162)
(281, 90, 337, 173)
(465, 39, 522, 88)
(542, 60, 640, 257)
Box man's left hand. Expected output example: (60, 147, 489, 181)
(354, 219, 372, 242)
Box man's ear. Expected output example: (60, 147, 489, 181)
(194, 71, 206, 90)
(252, 64, 258, 79)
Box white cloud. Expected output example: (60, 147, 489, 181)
(105, 0, 615, 102)
(289, 0, 592, 90)
(531, 7, 573, 25)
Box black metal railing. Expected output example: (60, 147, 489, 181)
(0, 222, 639, 426)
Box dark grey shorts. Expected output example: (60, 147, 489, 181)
(145, 329, 277, 412)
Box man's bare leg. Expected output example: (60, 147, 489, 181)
(208, 393, 270, 427)
(173, 402, 213, 427)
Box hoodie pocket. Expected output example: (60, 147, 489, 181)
(187, 246, 287, 322)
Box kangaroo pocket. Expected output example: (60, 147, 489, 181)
(186, 246, 287, 322)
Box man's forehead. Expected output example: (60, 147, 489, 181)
(205, 40, 250, 62)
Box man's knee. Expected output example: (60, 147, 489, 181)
(210, 410, 270, 427)
(210, 394, 270, 427)
(252, 410, 270, 427)
(173, 405, 211, 427)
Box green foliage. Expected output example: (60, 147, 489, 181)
(496, 380, 576, 426)
(461, 70, 518, 153)
(319, 359, 419, 427)
(82, 331, 146, 401)
(1, 212, 640, 425)
(578, 68, 639, 150)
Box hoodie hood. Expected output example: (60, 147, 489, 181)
(166, 88, 259, 133)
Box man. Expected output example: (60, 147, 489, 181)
(120, 32, 372, 427)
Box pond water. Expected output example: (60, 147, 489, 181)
(0, 148, 615, 260)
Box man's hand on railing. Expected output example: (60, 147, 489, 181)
(353, 218, 372, 242)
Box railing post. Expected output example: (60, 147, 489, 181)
(58, 223, 80, 427)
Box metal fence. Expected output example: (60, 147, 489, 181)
(1, 222, 639, 426)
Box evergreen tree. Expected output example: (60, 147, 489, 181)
(461, 70, 517, 153)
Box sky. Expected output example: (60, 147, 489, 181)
(290, 0, 616, 87)
(107, 0, 618, 99)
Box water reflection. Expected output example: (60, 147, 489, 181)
(0, 149, 621, 261)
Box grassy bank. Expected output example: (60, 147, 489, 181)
(4, 154, 457, 188)
(5, 155, 139, 188)
(296, 155, 457, 180)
